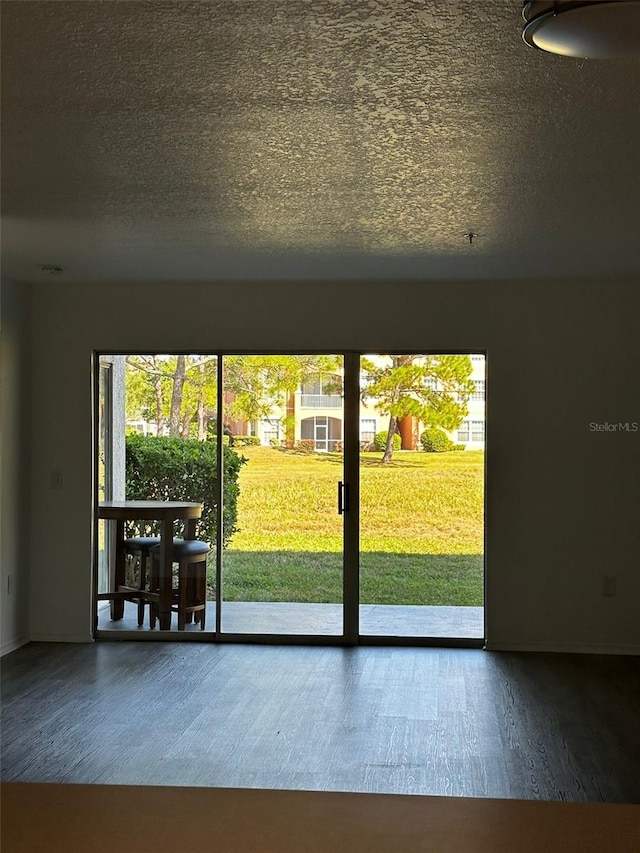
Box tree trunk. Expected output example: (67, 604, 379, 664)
(382, 413, 398, 463)
(197, 361, 207, 440)
(182, 411, 192, 438)
(153, 366, 164, 436)
(285, 392, 296, 448)
(382, 355, 411, 461)
(197, 397, 207, 440)
(169, 355, 186, 437)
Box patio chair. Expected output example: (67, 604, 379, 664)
(148, 539, 210, 630)
(118, 536, 162, 626)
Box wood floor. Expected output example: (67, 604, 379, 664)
(1, 642, 639, 802)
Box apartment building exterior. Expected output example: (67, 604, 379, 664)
(236, 354, 486, 451)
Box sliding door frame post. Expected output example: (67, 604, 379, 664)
(343, 352, 360, 643)
(215, 356, 223, 637)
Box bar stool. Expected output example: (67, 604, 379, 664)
(149, 539, 210, 630)
(119, 536, 161, 626)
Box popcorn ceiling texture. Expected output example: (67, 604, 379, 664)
(2, 0, 640, 281)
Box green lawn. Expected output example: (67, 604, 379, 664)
(219, 446, 484, 606)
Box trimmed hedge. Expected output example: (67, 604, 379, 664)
(232, 435, 261, 447)
(125, 433, 246, 547)
(420, 428, 454, 452)
(373, 431, 402, 452)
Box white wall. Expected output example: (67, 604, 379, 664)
(1, 279, 31, 654)
(25, 278, 640, 652)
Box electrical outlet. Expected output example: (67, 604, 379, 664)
(602, 576, 617, 597)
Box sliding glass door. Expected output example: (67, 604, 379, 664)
(220, 355, 345, 636)
(358, 354, 485, 640)
(95, 351, 484, 643)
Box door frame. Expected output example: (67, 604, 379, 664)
(93, 349, 486, 648)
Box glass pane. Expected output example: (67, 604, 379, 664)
(221, 354, 344, 635)
(359, 354, 485, 639)
(98, 354, 219, 633)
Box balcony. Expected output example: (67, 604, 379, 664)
(299, 394, 342, 408)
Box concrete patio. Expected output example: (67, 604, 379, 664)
(97, 600, 484, 639)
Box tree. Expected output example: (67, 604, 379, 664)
(194, 357, 217, 440)
(174, 356, 217, 439)
(125, 355, 174, 434)
(361, 354, 474, 462)
(125, 354, 341, 443)
(168, 355, 186, 437)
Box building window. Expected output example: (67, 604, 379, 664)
(360, 419, 376, 445)
(457, 420, 485, 443)
(470, 380, 486, 401)
(457, 422, 470, 442)
(471, 420, 485, 442)
(300, 377, 342, 408)
(261, 419, 281, 445)
(300, 416, 342, 451)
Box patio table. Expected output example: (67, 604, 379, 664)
(98, 500, 203, 630)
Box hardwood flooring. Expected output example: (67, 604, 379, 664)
(1, 642, 638, 802)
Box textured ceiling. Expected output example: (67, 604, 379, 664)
(2, 0, 640, 283)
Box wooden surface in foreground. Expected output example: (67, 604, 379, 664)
(2, 782, 639, 853)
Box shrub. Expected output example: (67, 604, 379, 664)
(420, 428, 454, 452)
(295, 439, 316, 453)
(125, 433, 246, 547)
(373, 431, 402, 452)
(453, 443, 466, 451)
(232, 435, 260, 447)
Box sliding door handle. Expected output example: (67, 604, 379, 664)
(338, 481, 349, 515)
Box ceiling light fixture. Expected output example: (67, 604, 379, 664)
(522, 1, 640, 58)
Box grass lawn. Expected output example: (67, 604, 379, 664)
(219, 446, 484, 606)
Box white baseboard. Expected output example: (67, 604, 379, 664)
(485, 640, 640, 656)
(1, 635, 29, 657)
(29, 633, 94, 644)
